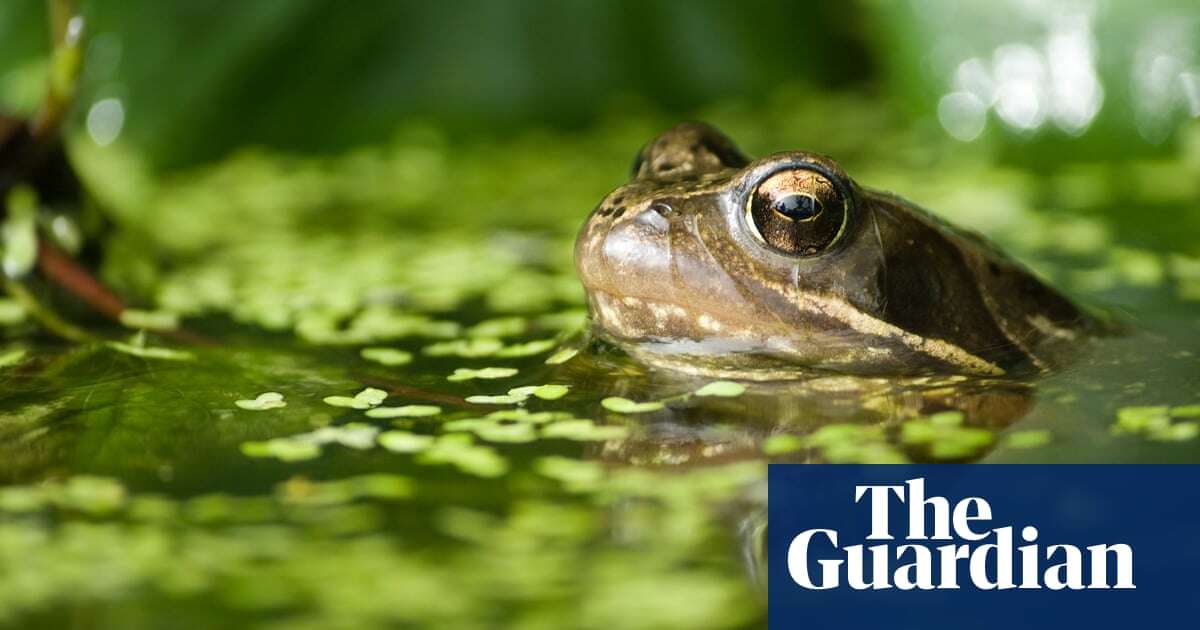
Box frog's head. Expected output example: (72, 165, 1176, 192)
(575, 123, 1089, 377)
(575, 122, 880, 375)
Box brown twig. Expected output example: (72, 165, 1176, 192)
(36, 238, 125, 318)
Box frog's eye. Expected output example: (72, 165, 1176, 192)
(746, 168, 848, 256)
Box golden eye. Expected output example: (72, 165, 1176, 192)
(747, 168, 848, 256)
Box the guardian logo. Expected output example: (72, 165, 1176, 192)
(788, 478, 1136, 591)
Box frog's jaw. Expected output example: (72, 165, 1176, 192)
(584, 286, 1007, 378)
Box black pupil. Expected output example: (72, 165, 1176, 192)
(773, 194, 821, 221)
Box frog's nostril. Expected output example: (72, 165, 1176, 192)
(635, 206, 670, 233)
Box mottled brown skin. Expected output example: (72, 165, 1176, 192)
(575, 122, 1092, 378)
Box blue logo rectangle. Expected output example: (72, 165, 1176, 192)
(768, 465, 1200, 629)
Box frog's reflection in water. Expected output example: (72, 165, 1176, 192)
(587, 373, 1034, 467)
(592, 374, 1034, 600)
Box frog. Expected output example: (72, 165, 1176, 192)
(574, 122, 1095, 379)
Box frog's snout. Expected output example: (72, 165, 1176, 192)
(575, 198, 674, 299)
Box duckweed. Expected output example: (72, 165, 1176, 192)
(542, 419, 630, 441)
(601, 397, 665, 414)
(900, 412, 994, 459)
(466, 384, 570, 405)
(323, 387, 388, 409)
(377, 430, 435, 453)
(105, 340, 195, 361)
(235, 391, 287, 411)
(1002, 429, 1053, 450)
(0, 348, 26, 369)
(804, 424, 909, 464)
(544, 347, 580, 365)
(762, 434, 805, 456)
(535, 456, 605, 491)
(360, 347, 414, 366)
(118, 309, 181, 331)
(1113, 405, 1199, 441)
(365, 404, 442, 418)
(446, 366, 519, 381)
(417, 435, 508, 477)
(2, 79, 1196, 630)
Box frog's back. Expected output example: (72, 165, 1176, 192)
(865, 189, 1095, 372)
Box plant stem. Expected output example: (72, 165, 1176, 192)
(3, 277, 94, 342)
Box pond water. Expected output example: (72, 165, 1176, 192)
(1, 95, 1199, 628)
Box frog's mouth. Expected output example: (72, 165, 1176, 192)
(585, 289, 790, 353)
(584, 287, 1007, 377)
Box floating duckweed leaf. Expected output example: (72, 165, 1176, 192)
(1110, 247, 1165, 287)
(804, 424, 909, 464)
(378, 430, 435, 453)
(927, 411, 965, 426)
(442, 418, 490, 432)
(2, 187, 37, 277)
(535, 456, 604, 491)
(0, 485, 46, 512)
(241, 422, 381, 460)
(241, 439, 322, 462)
(536, 309, 588, 333)
(347, 307, 461, 339)
(1169, 255, 1200, 301)
(355, 387, 388, 405)
(276, 474, 414, 506)
(447, 366, 519, 381)
(185, 494, 278, 524)
(359, 347, 413, 366)
(324, 387, 388, 409)
(366, 404, 442, 418)
(1151, 422, 1199, 442)
(0, 298, 26, 325)
(323, 395, 366, 409)
(542, 419, 629, 441)
(694, 381, 747, 398)
(487, 409, 575, 424)
(1114, 406, 1171, 433)
(118, 309, 181, 331)
(544, 347, 579, 365)
(465, 393, 526, 405)
(297, 310, 457, 345)
(510, 384, 570, 400)
(1003, 429, 1052, 449)
(900, 415, 993, 459)
(307, 423, 380, 449)
(1171, 405, 1200, 418)
(59, 476, 128, 515)
(423, 337, 504, 357)
(762, 434, 805, 455)
(464, 384, 568, 405)
(418, 434, 508, 477)
(0, 477, 129, 515)
(127, 495, 178, 522)
(466, 317, 527, 338)
(601, 397, 665, 414)
(1114, 405, 1198, 442)
(494, 338, 558, 358)
(474, 422, 538, 443)
(235, 391, 287, 411)
(106, 340, 195, 361)
(0, 348, 27, 369)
